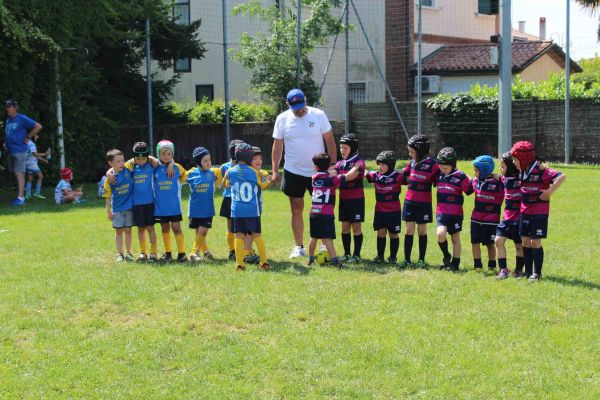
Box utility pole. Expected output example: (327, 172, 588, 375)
(54, 55, 66, 169)
(564, 0, 571, 164)
(417, 0, 423, 135)
(498, 0, 512, 157)
(223, 0, 231, 149)
(296, 0, 302, 87)
(145, 17, 154, 155)
(345, 0, 349, 134)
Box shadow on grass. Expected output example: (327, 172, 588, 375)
(268, 260, 310, 275)
(545, 275, 600, 291)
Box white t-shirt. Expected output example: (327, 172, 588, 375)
(272, 106, 333, 177)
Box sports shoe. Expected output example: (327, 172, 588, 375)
(289, 246, 307, 258)
(440, 255, 451, 270)
(260, 263, 270, 271)
(497, 268, 510, 280)
(137, 253, 148, 262)
(338, 254, 351, 262)
(397, 260, 411, 269)
(115, 254, 125, 262)
(228, 250, 236, 261)
(176, 253, 188, 263)
(236, 264, 246, 271)
(372, 256, 384, 264)
(11, 198, 25, 207)
(307, 256, 316, 266)
(346, 256, 361, 264)
(332, 260, 345, 269)
(387, 256, 397, 264)
(414, 259, 428, 269)
(190, 253, 201, 263)
(25, 194, 32, 200)
(159, 252, 173, 263)
(32, 193, 46, 199)
(528, 273, 542, 282)
(124, 253, 134, 262)
(203, 251, 214, 260)
(244, 250, 260, 264)
(148, 253, 158, 263)
(513, 270, 525, 279)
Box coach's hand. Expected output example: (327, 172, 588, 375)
(271, 170, 280, 186)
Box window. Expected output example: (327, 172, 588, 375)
(195, 85, 214, 102)
(348, 83, 367, 104)
(478, 0, 499, 15)
(173, 0, 191, 72)
(420, 0, 435, 7)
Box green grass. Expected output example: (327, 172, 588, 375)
(1, 161, 599, 399)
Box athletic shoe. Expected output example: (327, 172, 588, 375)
(307, 256, 316, 266)
(159, 252, 173, 263)
(228, 250, 236, 261)
(11, 198, 25, 207)
(387, 256, 397, 264)
(260, 263, 270, 271)
(513, 270, 525, 279)
(440, 255, 451, 270)
(372, 256, 384, 264)
(528, 273, 542, 282)
(203, 251, 214, 260)
(338, 254, 351, 262)
(190, 253, 201, 263)
(176, 253, 188, 263)
(346, 256, 361, 264)
(236, 264, 246, 271)
(148, 253, 158, 263)
(497, 268, 510, 279)
(25, 194, 32, 200)
(115, 254, 125, 262)
(124, 253, 134, 262)
(244, 250, 260, 264)
(32, 193, 46, 199)
(397, 260, 411, 269)
(414, 259, 427, 269)
(447, 264, 459, 272)
(289, 246, 307, 258)
(137, 253, 148, 262)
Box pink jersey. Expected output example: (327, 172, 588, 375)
(335, 155, 365, 200)
(471, 176, 505, 224)
(310, 172, 344, 217)
(403, 156, 440, 204)
(435, 169, 473, 217)
(501, 175, 521, 221)
(519, 161, 562, 216)
(365, 170, 405, 213)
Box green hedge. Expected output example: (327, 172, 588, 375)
(170, 99, 277, 124)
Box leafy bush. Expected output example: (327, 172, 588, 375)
(170, 99, 277, 124)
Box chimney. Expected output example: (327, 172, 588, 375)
(518, 21, 526, 33)
(539, 17, 546, 40)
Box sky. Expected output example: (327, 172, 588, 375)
(513, 0, 599, 60)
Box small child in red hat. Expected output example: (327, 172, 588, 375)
(54, 167, 84, 204)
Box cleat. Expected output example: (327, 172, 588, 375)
(148, 253, 158, 263)
(346, 256, 360, 264)
(115, 254, 125, 262)
(32, 193, 46, 199)
(11, 198, 25, 207)
(244, 250, 260, 264)
(338, 254, 351, 262)
(513, 270, 525, 279)
(289, 246, 307, 258)
(372, 256, 384, 264)
(203, 251, 214, 260)
(137, 253, 148, 262)
(124, 253, 134, 262)
(176, 253, 188, 263)
(236, 264, 246, 271)
(25, 194, 32, 200)
(497, 268, 510, 279)
(414, 259, 428, 269)
(528, 273, 542, 282)
(387, 257, 397, 264)
(440, 255, 451, 270)
(397, 260, 411, 269)
(159, 252, 173, 263)
(189, 253, 201, 263)
(228, 250, 236, 261)
(260, 263, 270, 271)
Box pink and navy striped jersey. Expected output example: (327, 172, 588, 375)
(310, 172, 345, 217)
(519, 161, 562, 216)
(435, 170, 473, 217)
(335, 155, 366, 200)
(402, 156, 440, 205)
(471, 177, 505, 224)
(501, 176, 521, 221)
(365, 170, 405, 213)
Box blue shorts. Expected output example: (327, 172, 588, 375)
(189, 217, 213, 229)
(470, 221, 497, 245)
(133, 203, 155, 227)
(338, 198, 365, 222)
(519, 215, 548, 239)
(233, 217, 261, 234)
(310, 215, 336, 239)
(402, 202, 433, 224)
(219, 196, 232, 218)
(26, 166, 41, 175)
(373, 211, 401, 233)
(496, 220, 522, 243)
(436, 215, 463, 234)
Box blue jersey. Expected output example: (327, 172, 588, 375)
(187, 167, 220, 218)
(125, 159, 155, 206)
(227, 164, 269, 218)
(102, 169, 133, 212)
(5, 113, 37, 154)
(153, 163, 187, 216)
(218, 161, 234, 197)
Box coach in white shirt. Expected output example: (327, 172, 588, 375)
(271, 89, 338, 258)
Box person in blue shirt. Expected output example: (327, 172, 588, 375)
(4, 99, 43, 206)
(218, 139, 245, 260)
(224, 143, 272, 271)
(102, 149, 134, 262)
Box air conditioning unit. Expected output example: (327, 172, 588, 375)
(416, 75, 441, 94)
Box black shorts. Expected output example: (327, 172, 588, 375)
(219, 196, 232, 218)
(402, 202, 433, 224)
(189, 217, 213, 229)
(233, 217, 261, 234)
(281, 169, 312, 198)
(155, 214, 183, 224)
(496, 220, 522, 243)
(519, 215, 548, 239)
(470, 221, 497, 245)
(132, 203, 155, 227)
(436, 215, 463, 234)
(373, 211, 401, 233)
(310, 215, 336, 239)
(338, 198, 365, 222)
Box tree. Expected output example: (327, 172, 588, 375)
(231, 0, 347, 111)
(572, 56, 600, 87)
(575, 0, 600, 40)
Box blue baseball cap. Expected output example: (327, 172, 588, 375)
(286, 89, 306, 111)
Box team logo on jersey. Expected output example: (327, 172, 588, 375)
(308, 121, 316, 128)
(451, 178, 460, 184)
(312, 180, 324, 188)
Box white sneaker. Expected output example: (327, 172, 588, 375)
(289, 245, 307, 258)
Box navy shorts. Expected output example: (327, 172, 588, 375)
(436, 215, 463, 234)
(234, 217, 261, 234)
(373, 211, 401, 233)
(189, 217, 213, 229)
(496, 220, 522, 243)
(281, 169, 313, 198)
(470, 221, 497, 245)
(519, 215, 548, 239)
(133, 203, 155, 227)
(310, 215, 336, 239)
(402, 202, 433, 224)
(155, 214, 183, 224)
(339, 198, 365, 222)
(219, 196, 232, 218)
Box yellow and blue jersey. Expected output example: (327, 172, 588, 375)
(218, 161, 233, 197)
(153, 163, 187, 217)
(187, 167, 221, 218)
(124, 159, 155, 206)
(102, 169, 134, 212)
(257, 169, 271, 214)
(225, 164, 270, 218)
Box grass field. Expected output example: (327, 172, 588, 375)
(1, 161, 599, 399)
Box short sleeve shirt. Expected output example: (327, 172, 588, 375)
(5, 113, 37, 154)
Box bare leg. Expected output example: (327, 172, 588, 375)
(450, 232, 461, 258)
(495, 236, 507, 259)
(308, 238, 318, 257)
(15, 172, 25, 198)
(290, 196, 304, 246)
(115, 228, 124, 254)
(124, 227, 132, 253)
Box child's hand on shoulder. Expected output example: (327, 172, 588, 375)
(106, 169, 117, 184)
(165, 161, 175, 178)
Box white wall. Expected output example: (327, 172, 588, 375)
(440, 75, 498, 93)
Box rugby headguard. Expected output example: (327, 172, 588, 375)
(252, 146, 262, 156)
(437, 147, 457, 169)
(376, 150, 397, 172)
(510, 141, 535, 169)
(156, 140, 175, 156)
(407, 134, 430, 159)
(473, 155, 495, 178)
(192, 147, 210, 166)
(60, 167, 73, 181)
(339, 133, 359, 156)
(235, 143, 255, 164)
(501, 151, 519, 177)
(132, 142, 150, 157)
(228, 139, 245, 159)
